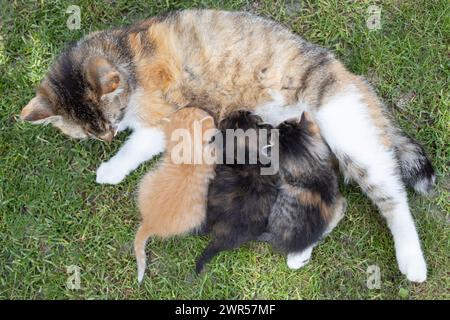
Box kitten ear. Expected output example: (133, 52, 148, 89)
(261, 144, 273, 157)
(298, 111, 308, 123)
(86, 57, 121, 95)
(20, 96, 57, 123)
(299, 112, 320, 135)
(299, 111, 314, 123)
(200, 116, 215, 128)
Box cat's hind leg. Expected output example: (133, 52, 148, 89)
(315, 86, 427, 282)
(196, 228, 252, 273)
(287, 246, 314, 270)
(287, 198, 346, 270)
(324, 195, 347, 236)
(195, 241, 224, 274)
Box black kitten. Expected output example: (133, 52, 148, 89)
(262, 112, 346, 269)
(195, 111, 279, 273)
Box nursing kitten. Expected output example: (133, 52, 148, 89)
(21, 9, 434, 281)
(134, 107, 216, 283)
(262, 112, 346, 269)
(195, 111, 278, 273)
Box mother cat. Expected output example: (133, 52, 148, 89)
(20, 9, 434, 282)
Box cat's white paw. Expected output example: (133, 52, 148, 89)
(96, 161, 127, 185)
(287, 256, 310, 270)
(397, 250, 427, 283)
(287, 247, 313, 270)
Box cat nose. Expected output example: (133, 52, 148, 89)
(99, 130, 114, 143)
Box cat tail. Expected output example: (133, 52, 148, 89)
(134, 224, 152, 284)
(392, 130, 436, 195)
(195, 242, 222, 274)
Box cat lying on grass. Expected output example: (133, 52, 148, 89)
(21, 9, 434, 282)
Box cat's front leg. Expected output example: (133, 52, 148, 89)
(96, 127, 165, 184)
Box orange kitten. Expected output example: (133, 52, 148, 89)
(134, 107, 216, 283)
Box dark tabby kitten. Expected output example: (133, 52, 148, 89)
(262, 112, 346, 269)
(195, 111, 278, 273)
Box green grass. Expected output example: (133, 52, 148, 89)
(0, 0, 449, 299)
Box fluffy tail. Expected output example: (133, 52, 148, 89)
(134, 225, 151, 284)
(393, 131, 436, 195)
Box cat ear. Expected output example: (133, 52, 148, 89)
(20, 96, 58, 123)
(299, 111, 320, 135)
(200, 116, 215, 127)
(86, 57, 121, 95)
(298, 111, 307, 123)
(300, 111, 315, 123)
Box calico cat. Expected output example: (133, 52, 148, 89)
(134, 107, 216, 283)
(20, 9, 434, 282)
(196, 111, 278, 273)
(262, 112, 347, 270)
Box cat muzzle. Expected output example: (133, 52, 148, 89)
(99, 130, 114, 142)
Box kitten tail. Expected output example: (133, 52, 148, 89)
(134, 225, 151, 284)
(195, 243, 221, 274)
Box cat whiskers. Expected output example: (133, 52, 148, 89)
(88, 133, 102, 142)
(113, 120, 124, 137)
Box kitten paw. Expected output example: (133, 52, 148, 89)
(397, 250, 427, 283)
(287, 256, 310, 270)
(96, 161, 127, 184)
(287, 247, 313, 270)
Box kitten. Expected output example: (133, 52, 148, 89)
(262, 112, 347, 269)
(195, 111, 278, 273)
(21, 9, 434, 282)
(134, 107, 216, 283)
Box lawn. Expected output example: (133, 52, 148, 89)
(0, 0, 448, 299)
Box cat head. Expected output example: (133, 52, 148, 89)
(276, 112, 331, 166)
(162, 107, 216, 165)
(274, 112, 329, 181)
(20, 34, 134, 142)
(218, 111, 268, 132)
(218, 111, 274, 165)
